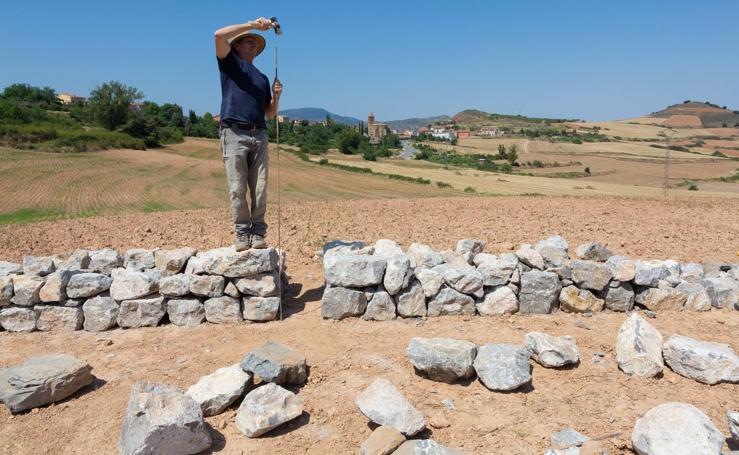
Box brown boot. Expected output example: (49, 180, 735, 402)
(251, 234, 268, 249)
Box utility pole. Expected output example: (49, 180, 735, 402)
(658, 128, 677, 197)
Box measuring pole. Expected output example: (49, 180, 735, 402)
(275, 44, 284, 321)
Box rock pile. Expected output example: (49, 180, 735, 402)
(320, 238, 739, 320)
(0, 246, 286, 333)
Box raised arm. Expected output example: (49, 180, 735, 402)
(214, 18, 271, 59)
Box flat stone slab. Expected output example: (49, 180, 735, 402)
(392, 439, 463, 455)
(355, 378, 427, 436)
(35, 306, 83, 332)
(186, 364, 252, 417)
(82, 295, 119, 332)
(631, 402, 723, 455)
(117, 296, 166, 328)
(0, 307, 37, 332)
(473, 344, 532, 391)
(616, 314, 664, 378)
(525, 332, 579, 368)
(550, 428, 589, 451)
(240, 340, 308, 385)
(119, 382, 211, 455)
(662, 335, 739, 385)
(324, 254, 387, 288)
(406, 337, 477, 383)
(321, 286, 368, 320)
(235, 382, 304, 438)
(360, 425, 405, 455)
(199, 247, 278, 278)
(234, 271, 279, 297)
(154, 247, 197, 274)
(0, 354, 93, 413)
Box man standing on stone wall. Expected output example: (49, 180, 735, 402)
(214, 17, 282, 251)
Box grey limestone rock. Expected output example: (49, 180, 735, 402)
(606, 256, 636, 282)
(119, 382, 211, 455)
(549, 428, 589, 451)
(535, 236, 570, 268)
(35, 306, 83, 331)
(456, 239, 486, 257)
(525, 332, 579, 368)
(321, 286, 367, 320)
(124, 248, 156, 271)
(117, 296, 166, 328)
(679, 262, 704, 283)
(186, 364, 252, 417)
(39, 270, 76, 303)
(575, 242, 613, 262)
(167, 299, 205, 327)
(570, 260, 612, 291)
(235, 382, 304, 438)
(204, 296, 242, 324)
(374, 239, 404, 258)
(154, 247, 197, 274)
(10, 276, 44, 306)
(392, 439, 463, 455)
(519, 270, 561, 314)
(615, 314, 664, 378)
(473, 343, 531, 391)
(110, 270, 157, 301)
(407, 243, 444, 269)
(199, 247, 278, 278)
(324, 253, 387, 288)
(516, 244, 545, 270)
(224, 281, 241, 298)
(359, 425, 405, 455)
(559, 286, 604, 313)
(0, 354, 93, 413)
(234, 271, 279, 297)
(355, 378, 427, 436)
(242, 296, 280, 322)
(396, 280, 427, 318)
(22, 255, 55, 277)
(66, 273, 112, 299)
(728, 411, 739, 441)
(641, 287, 687, 311)
(662, 335, 739, 385)
(88, 248, 122, 274)
(82, 295, 119, 331)
(414, 267, 444, 298)
(631, 402, 723, 455)
(427, 286, 475, 317)
(0, 276, 12, 307)
(702, 276, 738, 309)
(189, 275, 225, 298)
(605, 281, 635, 312)
(0, 307, 37, 332)
(323, 239, 366, 257)
(53, 249, 90, 272)
(476, 253, 519, 287)
(432, 263, 483, 296)
(363, 291, 396, 321)
(634, 260, 666, 287)
(476, 286, 518, 316)
(158, 274, 192, 298)
(406, 337, 477, 383)
(675, 281, 711, 311)
(240, 340, 308, 385)
(384, 255, 412, 296)
(0, 261, 22, 277)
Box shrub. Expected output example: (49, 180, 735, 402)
(464, 186, 476, 193)
(436, 181, 452, 188)
(688, 183, 699, 191)
(584, 166, 591, 175)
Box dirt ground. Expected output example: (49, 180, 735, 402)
(1, 196, 738, 454)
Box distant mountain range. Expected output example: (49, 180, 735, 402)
(278, 108, 361, 126)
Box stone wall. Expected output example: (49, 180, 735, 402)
(319, 237, 739, 320)
(0, 247, 286, 333)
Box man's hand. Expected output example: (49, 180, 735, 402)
(273, 79, 283, 99)
(250, 17, 272, 31)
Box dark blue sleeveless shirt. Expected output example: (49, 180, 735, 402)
(218, 51, 271, 128)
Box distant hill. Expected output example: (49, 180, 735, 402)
(649, 101, 739, 128)
(386, 115, 451, 132)
(451, 109, 578, 129)
(278, 108, 361, 126)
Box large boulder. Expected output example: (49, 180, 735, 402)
(66, 273, 112, 299)
(615, 314, 664, 378)
(559, 286, 604, 313)
(234, 271, 279, 297)
(569, 260, 612, 291)
(525, 332, 579, 368)
(607, 256, 637, 282)
(384, 255, 412, 296)
(604, 281, 635, 312)
(477, 286, 518, 316)
(235, 382, 304, 438)
(119, 382, 211, 455)
(0, 307, 37, 332)
(414, 268, 444, 298)
(675, 281, 711, 312)
(355, 378, 427, 436)
(396, 280, 427, 318)
(0, 354, 93, 413)
(110, 270, 157, 301)
(10, 276, 44, 306)
(167, 299, 205, 327)
(392, 440, 463, 455)
(662, 335, 739, 385)
(631, 402, 723, 455)
(240, 340, 308, 385)
(407, 243, 444, 269)
(204, 296, 242, 324)
(35, 306, 83, 332)
(324, 254, 386, 288)
(634, 260, 666, 287)
(321, 286, 368, 320)
(22, 255, 55, 277)
(641, 287, 687, 312)
(82, 295, 119, 332)
(702, 276, 738, 309)
(189, 275, 225, 298)
(363, 291, 396, 321)
(406, 337, 477, 383)
(243, 296, 280, 322)
(535, 236, 569, 268)
(117, 296, 166, 328)
(575, 242, 613, 262)
(158, 274, 192, 298)
(186, 364, 252, 417)
(427, 286, 475, 317)
(432, 264, 483, 296)
(473, 344, 531, 391)
(199, 247, 278, 278)
(518, 271, 561, 314)
(476, 253, 519, 287)
(88, 248, 122, 274)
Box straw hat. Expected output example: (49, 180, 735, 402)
(229, 32, 266, 55)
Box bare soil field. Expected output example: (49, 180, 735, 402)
(0, 196, 738, 454)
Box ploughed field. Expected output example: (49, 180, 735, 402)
(0, 196, 738, 454)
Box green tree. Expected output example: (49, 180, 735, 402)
(159, 103, 184, 128)
(507, 144, 518, 165)
(497, 144, 507, 159)
(336, 128, 363, 154)
(1, 83, 60, 109)
(88, 81, 143, 130)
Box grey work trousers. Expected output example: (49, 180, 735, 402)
(220, 125, 269, 237)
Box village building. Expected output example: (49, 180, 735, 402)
(367, 112, 388, 145)
(476, 128, 502, 137)
(56, 93, 86, 105)
(456, 130, 471, 139)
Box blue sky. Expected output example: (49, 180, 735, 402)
(2, 0, 738, 121)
